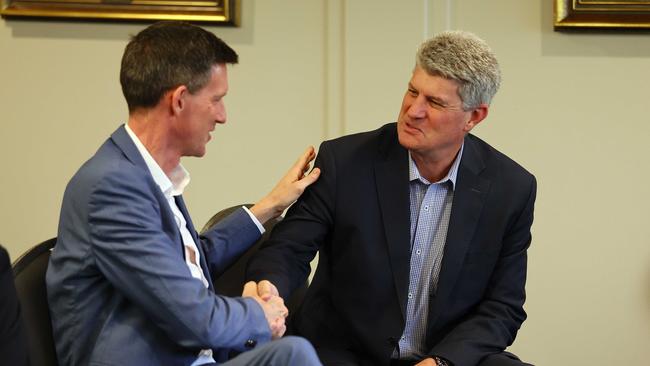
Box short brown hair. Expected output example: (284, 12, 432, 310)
(120, 21, 239, 112)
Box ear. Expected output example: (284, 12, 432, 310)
(169, 85, 189, 116)
(463, 104, 489, 133)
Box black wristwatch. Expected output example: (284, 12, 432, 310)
(433, 356, 449, 366)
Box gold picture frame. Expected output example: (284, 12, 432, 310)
(555, 0, 650, 29)
(1, 0, 239, 25)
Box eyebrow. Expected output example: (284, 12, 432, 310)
(212, 92, 227, 101)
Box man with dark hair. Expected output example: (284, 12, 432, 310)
(247, 31, 536, 366)
(47, 21, 322, 366)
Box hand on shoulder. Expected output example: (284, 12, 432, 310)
(250, 146, 321, 224)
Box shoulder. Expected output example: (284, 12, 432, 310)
(464, 134, 537, 216)
(464, 134, 536, 207)
(465, 134, 534, 182)
(63, 138, 155, 210)
(319, 122, 397, 159)
(323, 122, 395, 147)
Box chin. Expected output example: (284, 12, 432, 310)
(397, 131, 417, 151)
(188, 147, 207, 158)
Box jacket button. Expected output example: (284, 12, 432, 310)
(245, 339, 257, 348)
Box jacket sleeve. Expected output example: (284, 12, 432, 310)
(87, 168, 271, 351)
(200, 207, 262, 278)
(246, 141, 337, 299)
(429, 176, 537, 366)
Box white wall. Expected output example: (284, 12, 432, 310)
(0, 0, 326, 254)
(1, 0, 649, 364)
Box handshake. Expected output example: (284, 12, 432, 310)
(243, 280, 288, 339)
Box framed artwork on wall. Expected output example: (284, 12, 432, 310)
(1, 0, 239, 25)
(555, 0, 650, 30)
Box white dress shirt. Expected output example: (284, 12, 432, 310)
(124, 124, 264, 365)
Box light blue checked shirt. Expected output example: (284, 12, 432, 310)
(394, 144, 463, 360)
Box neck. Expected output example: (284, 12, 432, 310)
(128, 110, 181, 176)
(410, 144, 461, 182)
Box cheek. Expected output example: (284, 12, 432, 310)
(399, 107, 414, 124)
(398, 97, 411, 116)
(431, 115, 461, 131)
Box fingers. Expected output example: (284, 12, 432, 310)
(296, 167, 320, 190)
(263, 295, 288, 339)
(270, 319, 287, 340)
(244, 281, 289, 339)
(290, 146, 321, 189)
(299, 146, 316, 164)
(301, 163, 311, 176)
(266, 296, 288, 321)
(277, 323, 287, 339)
(294, 146, 314, 167)
(242, 281, 258, 297)
(250, 146, 321, 224)
(290, 146, 316, 177)
(257, 280, 279, 301)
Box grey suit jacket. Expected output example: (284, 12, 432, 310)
(47, 126, 270, 366)
(247, 123, 537, 366)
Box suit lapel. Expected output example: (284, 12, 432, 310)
(112, 125, 215, 290)
(428, 135, 490, 325)
(111, 125, 184, 258)
(374, 126, 411, 319)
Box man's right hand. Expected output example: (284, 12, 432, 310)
(242, 281, 288, 339)
(255, 280, 280, 301)
(249, 146, 321, 225)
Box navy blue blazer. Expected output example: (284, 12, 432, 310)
(247, 123, 537, 366)
(47, 126, 270, 366)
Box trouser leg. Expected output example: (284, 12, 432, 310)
(221, 336, 322, 366)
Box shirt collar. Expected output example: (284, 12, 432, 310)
(408, 142, 464, 190)
(124, 123, 190, 197)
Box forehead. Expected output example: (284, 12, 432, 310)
(409, 66, 461, 101)
(201, 63, 229, 94)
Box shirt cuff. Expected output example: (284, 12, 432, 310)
(242, 206, 265, 235)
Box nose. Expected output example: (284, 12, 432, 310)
(407, 95, 426, 120)
(215, 100, 226, 124)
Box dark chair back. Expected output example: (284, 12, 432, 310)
(201, 205, 308, 316)
(13, 238, 58, 366)
(1, 244, 29, 366)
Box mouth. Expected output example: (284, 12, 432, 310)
(400, 120, 421, 135)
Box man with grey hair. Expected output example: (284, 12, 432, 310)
(248, 31, 536, 366)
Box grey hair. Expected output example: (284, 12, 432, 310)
(416, 30, 501, 110)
